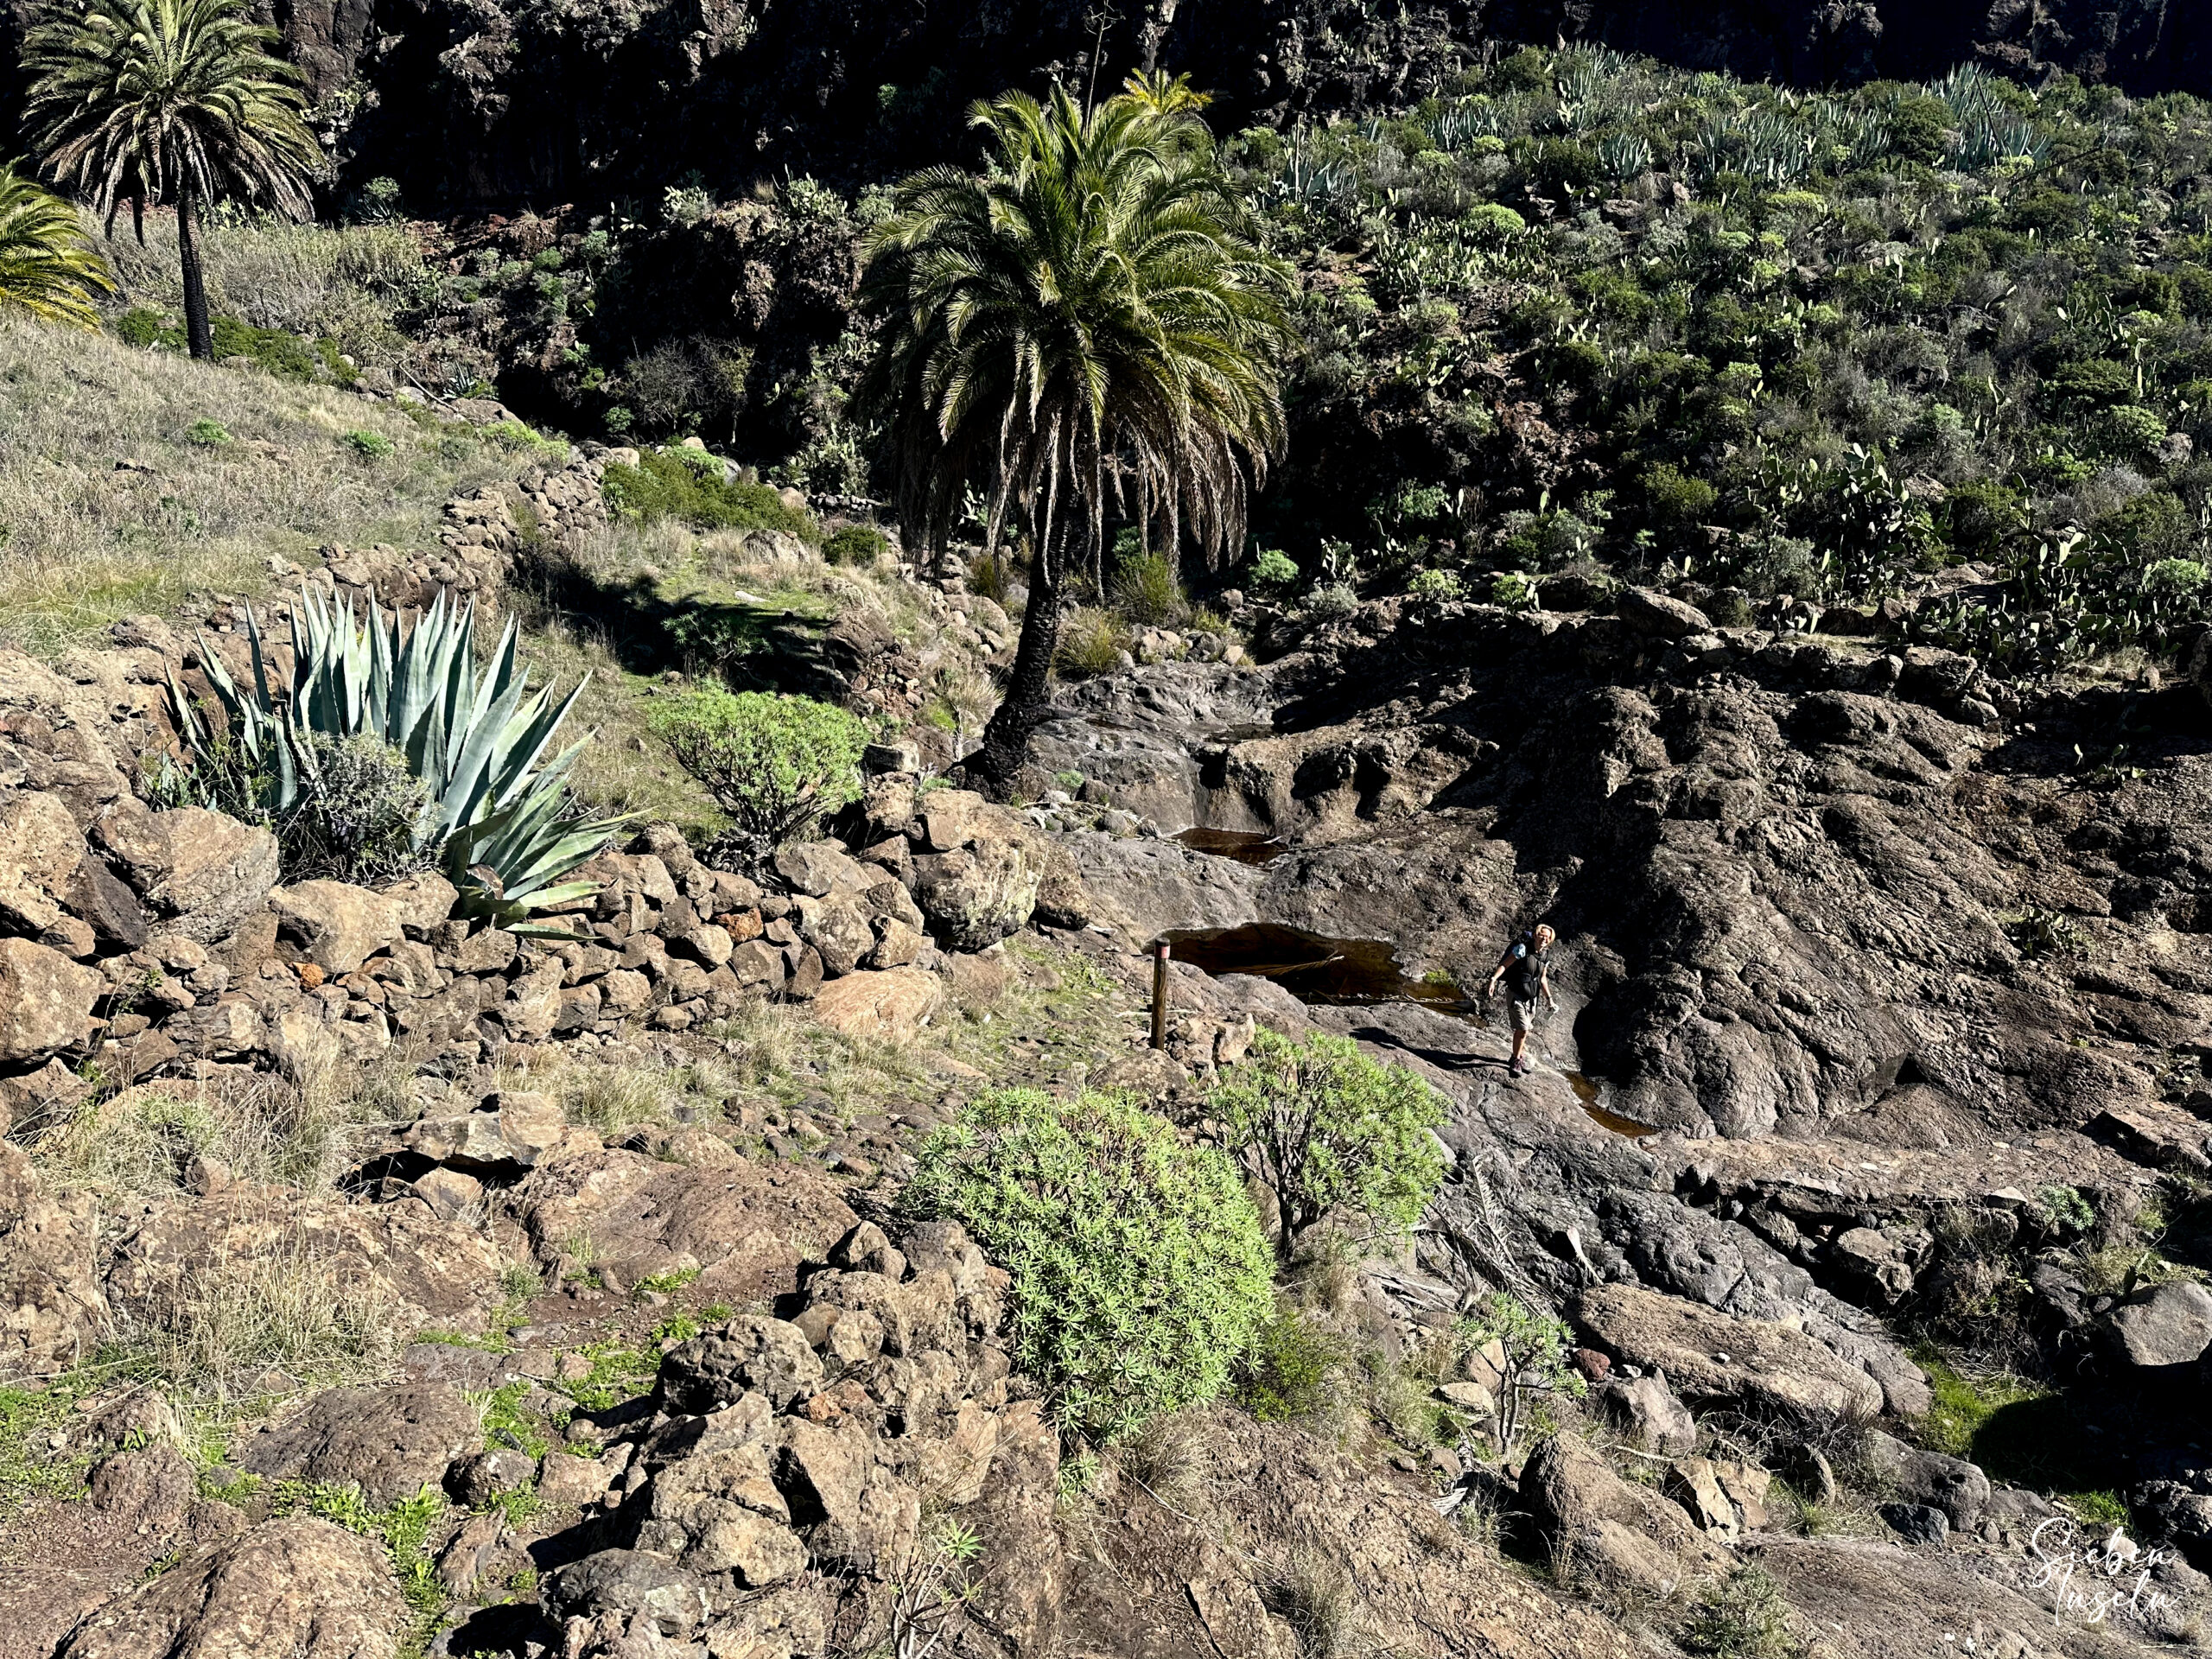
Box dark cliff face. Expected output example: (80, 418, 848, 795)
(1, 0, 2200, 203)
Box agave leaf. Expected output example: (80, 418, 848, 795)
(162, 664, 207, 748)
(425, 672, 536, 846)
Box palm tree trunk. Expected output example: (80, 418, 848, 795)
(177, 183, 213, 361)
(969, 563, 1063, 793)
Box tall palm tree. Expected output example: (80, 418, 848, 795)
(858, 72, 1294, 789)
(0, 163, 113, 327)
(25, 0, 323, 360)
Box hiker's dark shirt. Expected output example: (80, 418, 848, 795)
(1501, 940, 1548, 1002)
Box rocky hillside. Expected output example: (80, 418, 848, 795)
(3, 385, 2211, 1652)
(0, 0, 2199, 204)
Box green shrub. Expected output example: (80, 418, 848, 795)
(1056, 607, 1128, 677)
(2097, 404, 2170, 462)
(1407, 568, 1464, 604)
(1459, 1292, 1585, 1452)
(1491, 570, 1541, 611)
(283, 732, 432, 885)
(2145, 558, 2209, 596)
(1208, 1028, 1448, 1248)
(823, 523, 890, 567)
(1303, 582, 1360, 621)
(340, 429, 395, 460)
(118, 305, 183, 350)
(647, 690, 868, 844)
(481, 420, 558, 455)
(184, 418, 232, 447)
(1942, 478, 2025, 560)
(1111, 548, 1187, 626)
(209, 316, 319, 380)
(1643, 461, 1719, 527)
(1249, 547, 1300, 593)
(315, 338, 356, 387)
(602, 448, 821, 541)
(1237, 1304, 1349, 1422)
(903, 1088, 1274, 1441)
(1681, 1566, 1802, 1659)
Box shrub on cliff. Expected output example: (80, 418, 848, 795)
(601, 447, 820, 541)
(903, 1088, 1274, 1441)
(1209, 1028, 1448, 1249)
(647, 689, 868, 845)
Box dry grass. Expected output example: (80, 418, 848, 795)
(89, 210, 424, 367)
(123, 1234, 402, 1405)
(36, 1037, 421, 1196)
(1268, 1547, 1363, 1659)
(1116, 1408, 1211, 1511)
(502, 1046, 748, 1136)
(508, 612, 724, 830)
(0, 315, 531, 656)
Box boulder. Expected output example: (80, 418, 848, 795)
(0, 1144, 105, 1368)
(403, 1092, 569, 1173)
(93, 802, 278, 943)
(446, 1446, 535, 1507)
(238, 1381, 481, 1507)
(0, 789, 82, 934)
(1616, 587, 1713, 639)
(410, 1166, 484, 1223)
(1881, 1502, 1951, 1546)
(810, 967, 944, 1043)
(267, 881, 406, 976)
(57, 1517, 409, 1658)
(773, 840, 870, 898)
(1519, 1434, 1726, 1603)
(65, 855, 148, 949)
(911, 840, 1041, 951)
(1571, 1284, 1885, 1429)
(0, 938, 101, 1065)
(1666, 1457, 1739, 1537)
(376, 872, 458, 936)
(794, 895, 874, 977)
(660, 1316, 824, 1414)
(2101, 1281, 2212, 1370)
(1855, 1428, 1990, 1530)
(544, 1550, 715, 1638)
(504, 1147, 854, 1302)
(633, 1436, 808, 1587)
(778, 1414, 919, 1572)
(1595, 1371, 1698, 1456)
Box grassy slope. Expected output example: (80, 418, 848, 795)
(0, 318, 532, 656)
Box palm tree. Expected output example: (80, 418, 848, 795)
(858, 73, 1294, 789)
(0, 164, 113, 327)
(24, 0, 322, 360)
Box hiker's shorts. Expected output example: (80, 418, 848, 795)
(1510, 999, 1536, 1034)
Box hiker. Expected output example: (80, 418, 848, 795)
(1485, 923, 1557, 1077)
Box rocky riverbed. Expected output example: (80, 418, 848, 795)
(3, 574, 2212, 1656)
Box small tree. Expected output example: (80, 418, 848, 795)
(1208, 1028, 1448, 1252)
(648, 690, 868, 845)
(0, 164, 112, 327)
(28, 0, 323, 361)
(1461, 1292, 1585, 1456)
(903, 1088, 1274, 1442)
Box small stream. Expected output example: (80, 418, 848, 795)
(1160, 921, 1471, 1014)
(1163, 848, 1659, 1140)
(1173, 827, 1287, 866)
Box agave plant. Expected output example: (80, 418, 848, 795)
(167, 586, 625, 925)
(1596, 130, 1654, 181)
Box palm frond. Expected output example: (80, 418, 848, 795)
(0, 163, 111, 327)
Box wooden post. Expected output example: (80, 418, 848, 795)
(1151, 941, 1171, 1051)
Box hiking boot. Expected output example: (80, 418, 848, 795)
(1509, 1058, 1527, 1077)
